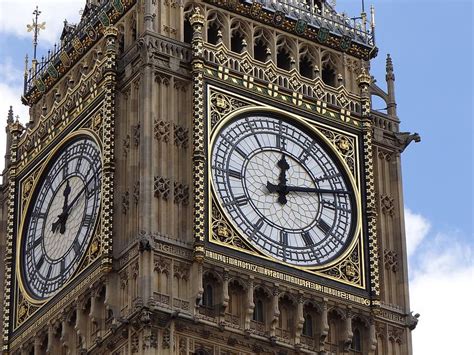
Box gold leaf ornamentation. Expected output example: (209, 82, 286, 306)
(209, 90, 253, 129)
(318, 128, 356, 176)
(211, 199, 251, 251)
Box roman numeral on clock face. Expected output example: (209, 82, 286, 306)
(318, 219, 332, 235)
(302, 231, 314, 246)
(228, 169, 242, 180)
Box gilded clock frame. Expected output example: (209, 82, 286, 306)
(15, 129, 103, 305)
(3, 32, 119, 343)
(206, 85, 367, 290)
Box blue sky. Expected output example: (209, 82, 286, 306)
(0, 0, 472, 353)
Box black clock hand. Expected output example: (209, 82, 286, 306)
(51, 174, 98, 233)
(266, 181, 350, 197)
(284, 185, 350, 195)
(51, 180, 71, 233)
(63, 174, 98, 214)
(275, 154, 290, 204)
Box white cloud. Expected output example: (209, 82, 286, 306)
(405, 210, 474, 355)
(0, 0, 84, 46)
(405, 208, 431, 258)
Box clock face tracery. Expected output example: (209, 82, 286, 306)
(211, 114, 357, 267)
(20, 135, 102, 300)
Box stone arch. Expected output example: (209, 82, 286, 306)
(321, 50, 341, 87)
(253, 27, 273, 62)
(206, 10, 226, 45)
(299, 44, 319, 79)
(230, 19, 251, 53)
(276, 35, 297, 71)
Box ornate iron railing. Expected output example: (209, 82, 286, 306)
(246, 0, 374, 46)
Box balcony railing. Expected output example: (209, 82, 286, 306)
(245, 0, 374, 46)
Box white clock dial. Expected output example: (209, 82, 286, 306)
(21, 135, 102, 300)
(211, 114, 356, 267)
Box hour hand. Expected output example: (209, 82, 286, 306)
(266, 182, 288, 204)
(51, 212, 67, 233)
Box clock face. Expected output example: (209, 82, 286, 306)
(211, 114, 357, 267)
(20, 135, 102, 300)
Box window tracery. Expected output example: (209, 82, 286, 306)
(254, 28, 272, 62)
(230, 20, 250, 53)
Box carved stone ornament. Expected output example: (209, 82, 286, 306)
(154, 119, 170, 142)
(123, 134, 130, 157)
(154, 256, 171, 274)
(154, 176, 171, 200)
(133, 181, 140, 204)
(122, 190, 130, 214)
(133, 123, 140, 146)
(174, 124, 189, 149)
(380, 194, 395, 216)
(383, 249, 399, 272)
(173, 182, 189, 205)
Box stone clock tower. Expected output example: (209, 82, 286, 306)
(0, 0, 419, 354)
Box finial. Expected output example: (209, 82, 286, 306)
(26, 6, 46, 62)
(7, 106, 14, 124)
(386, 54, 393, 73)
(370, 4, 376, 43)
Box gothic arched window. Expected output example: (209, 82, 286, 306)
(302, 313, 313, 337)
(299, 55, 314, 79)
(183, 17, 192, 44)
(230, 21, 249, 53)
(352, 328, 362, 351)
(202, 283, 214, 308)
(253, 299, 264, 322)
(254, 28, 271, 62)
(321, 52, 339, 87)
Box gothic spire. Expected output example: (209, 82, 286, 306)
(385, 54, 397, 116)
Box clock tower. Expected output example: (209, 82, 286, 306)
(0, 0, 419, 354)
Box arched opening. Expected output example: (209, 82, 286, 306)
(321, 52, 339, 87)
(299, 55, 314, 79)
(183, 17, 193, 44)
(202, 283, 214, 308)
(302, 313, 313, 337)
(253, 299, 264, 322)
(322, 63, 336, 86)
(277, 48, 292, 71)
(231, 31, 245, 53)
(207, 22, 220, 45)
(352, 328, 362, 352)
(254, 40, 268, 62)
(254, 28, 271, 62)
(277, 294, 296, 338)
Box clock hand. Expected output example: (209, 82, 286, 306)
(51, 174, 98, 234)
(284, 185, 350, 195)
(266, 181, 350, 197)
(63, 173, 98, 214)
(51, 180, 71, 234)
(275, 154, 290, 204)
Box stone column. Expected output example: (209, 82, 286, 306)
(244, 277, 254, 330)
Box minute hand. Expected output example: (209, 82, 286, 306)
(285, 185, 350, 194)
(64, 174, 98, 213)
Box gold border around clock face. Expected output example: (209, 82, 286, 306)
(16, 129, 103, 304)
(208, 106, 362, 271)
